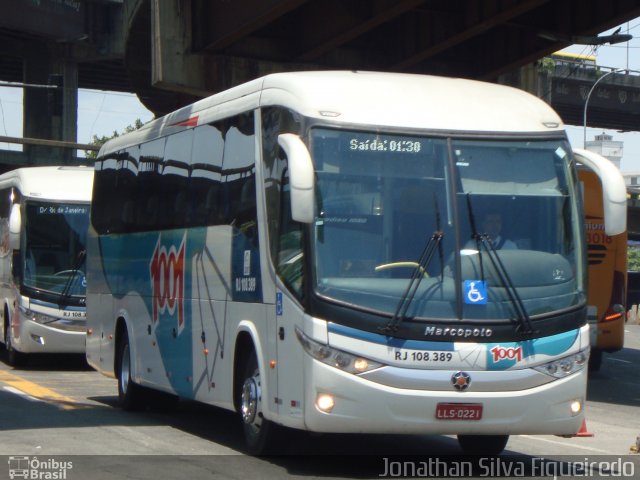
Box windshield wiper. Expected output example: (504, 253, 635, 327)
(379, 230, 443, 335)
(465, 195, 536, 336)
(59, 249, 86, 307)
(480, 236, 536, 336)
(380, 195, 445, 335)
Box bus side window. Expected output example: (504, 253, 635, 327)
(174, 190, 193, 226)
(261, 106, 304, 299)
(122, 200, 136, 229)
(12, 250, 22, 283)
(196, 184, 223, 226)
(277, 172, 304, 297)
(235, 178, 258, 245)
(143, 196, 160, 228)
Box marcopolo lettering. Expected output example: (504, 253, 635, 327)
(424, 326, 493, 338)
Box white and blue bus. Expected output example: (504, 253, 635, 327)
(0, 166, 93, 366)
(86, 71, 625, 455)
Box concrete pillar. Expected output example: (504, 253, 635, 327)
(151, 0, 209, 96)
(23, 41, 53, 165)
(52, 58, 79, 165)
(22, 42, 79, 166)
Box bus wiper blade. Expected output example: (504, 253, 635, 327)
(434, 195, 445, 279)
(465, 194, 535, 336)
(478, 235, 537, 336)
(59, 250, 86, 307)
(380, 230, 443, 335)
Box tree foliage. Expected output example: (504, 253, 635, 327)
(85, 118, 145, 160)
(537, 57, 556, 76)
(628, 246, 640, 272)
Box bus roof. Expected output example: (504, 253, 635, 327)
(100, 71, 565, 155)
(0, 166, 93, 202)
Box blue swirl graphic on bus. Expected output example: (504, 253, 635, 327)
(485, 329, 579, 370)
(99, 229, 205, 396)
(148, 230, 203, 396)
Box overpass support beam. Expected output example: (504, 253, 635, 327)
(150, 0, 313, 97)
(50, 57, 79, 165)
(151, 0, 210, 97)
(23, 43, 53, 166)
(22, 42, 78, 166)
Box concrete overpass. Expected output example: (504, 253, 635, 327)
(547, 66, 640, 132)
(1, 0, 640, 167)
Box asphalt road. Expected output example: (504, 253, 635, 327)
(0, 325, 639, 479)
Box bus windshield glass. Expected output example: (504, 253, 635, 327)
(22, 201, 90, 300)
(310, 128, 584, 322)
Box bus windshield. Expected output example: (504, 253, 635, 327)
(22, 201, 90, 301)
(310, 128, 584, 322)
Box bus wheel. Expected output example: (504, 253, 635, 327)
(117, 330, 146, 410)
(588, 350, 602, 372)
(240, 352, 279, 455)
(457, 434, 509, 455)
(4, 325, 26, 367)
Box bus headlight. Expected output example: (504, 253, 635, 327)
(295, 327, 383, 374)
(570, 399, 582, 415)
(533, 349, 589, 378)
(21, 308, 58, 325)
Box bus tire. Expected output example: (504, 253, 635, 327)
(4, 321, 26, 367)
(457, 434, 509, 455)
(239, 351, 280, 455)
(116, 329, 147, 410)
(588, 349, 602, 372)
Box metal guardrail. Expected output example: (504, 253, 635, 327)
(553, 64, 640, 84)
(0, 135, 99, 151)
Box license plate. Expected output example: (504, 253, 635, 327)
(435, 403, 483, 420)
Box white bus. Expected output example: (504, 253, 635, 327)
(86, 71, 625, 455)
(0, 166, 93, 366)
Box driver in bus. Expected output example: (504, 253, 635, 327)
(465, 212, 517, 250)
(480, 212, 517, 250)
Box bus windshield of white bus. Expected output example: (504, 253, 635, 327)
(22, 201, 90, 303)
(310, 128, 584, 323)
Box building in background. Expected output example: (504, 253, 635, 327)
(586, 133, 624, 169)
(623, 171, 640, 193)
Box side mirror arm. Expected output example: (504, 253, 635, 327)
(9, 203, 21, 250)
(278, 134, 315, 224)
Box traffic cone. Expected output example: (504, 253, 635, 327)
(575, 419, 594, 437)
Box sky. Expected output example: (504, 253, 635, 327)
(0, 86, 154, 157)
(0, 18, 640, 167)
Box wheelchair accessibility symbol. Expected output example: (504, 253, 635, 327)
(464, 280, 487, 305)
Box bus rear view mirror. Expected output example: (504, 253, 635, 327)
(278, 133, 315, 224)
(9, 203, 21, 250)
(573, 148, 626, 236)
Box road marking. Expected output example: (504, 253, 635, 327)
(0, 370, 79, 410)
(608, 357, 632, 364)
(519, 435, 610, 453)
(3, 385, 42, 402)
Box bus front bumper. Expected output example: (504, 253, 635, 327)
(12, 319, 86, 354)
(302, 359, 587, 436)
